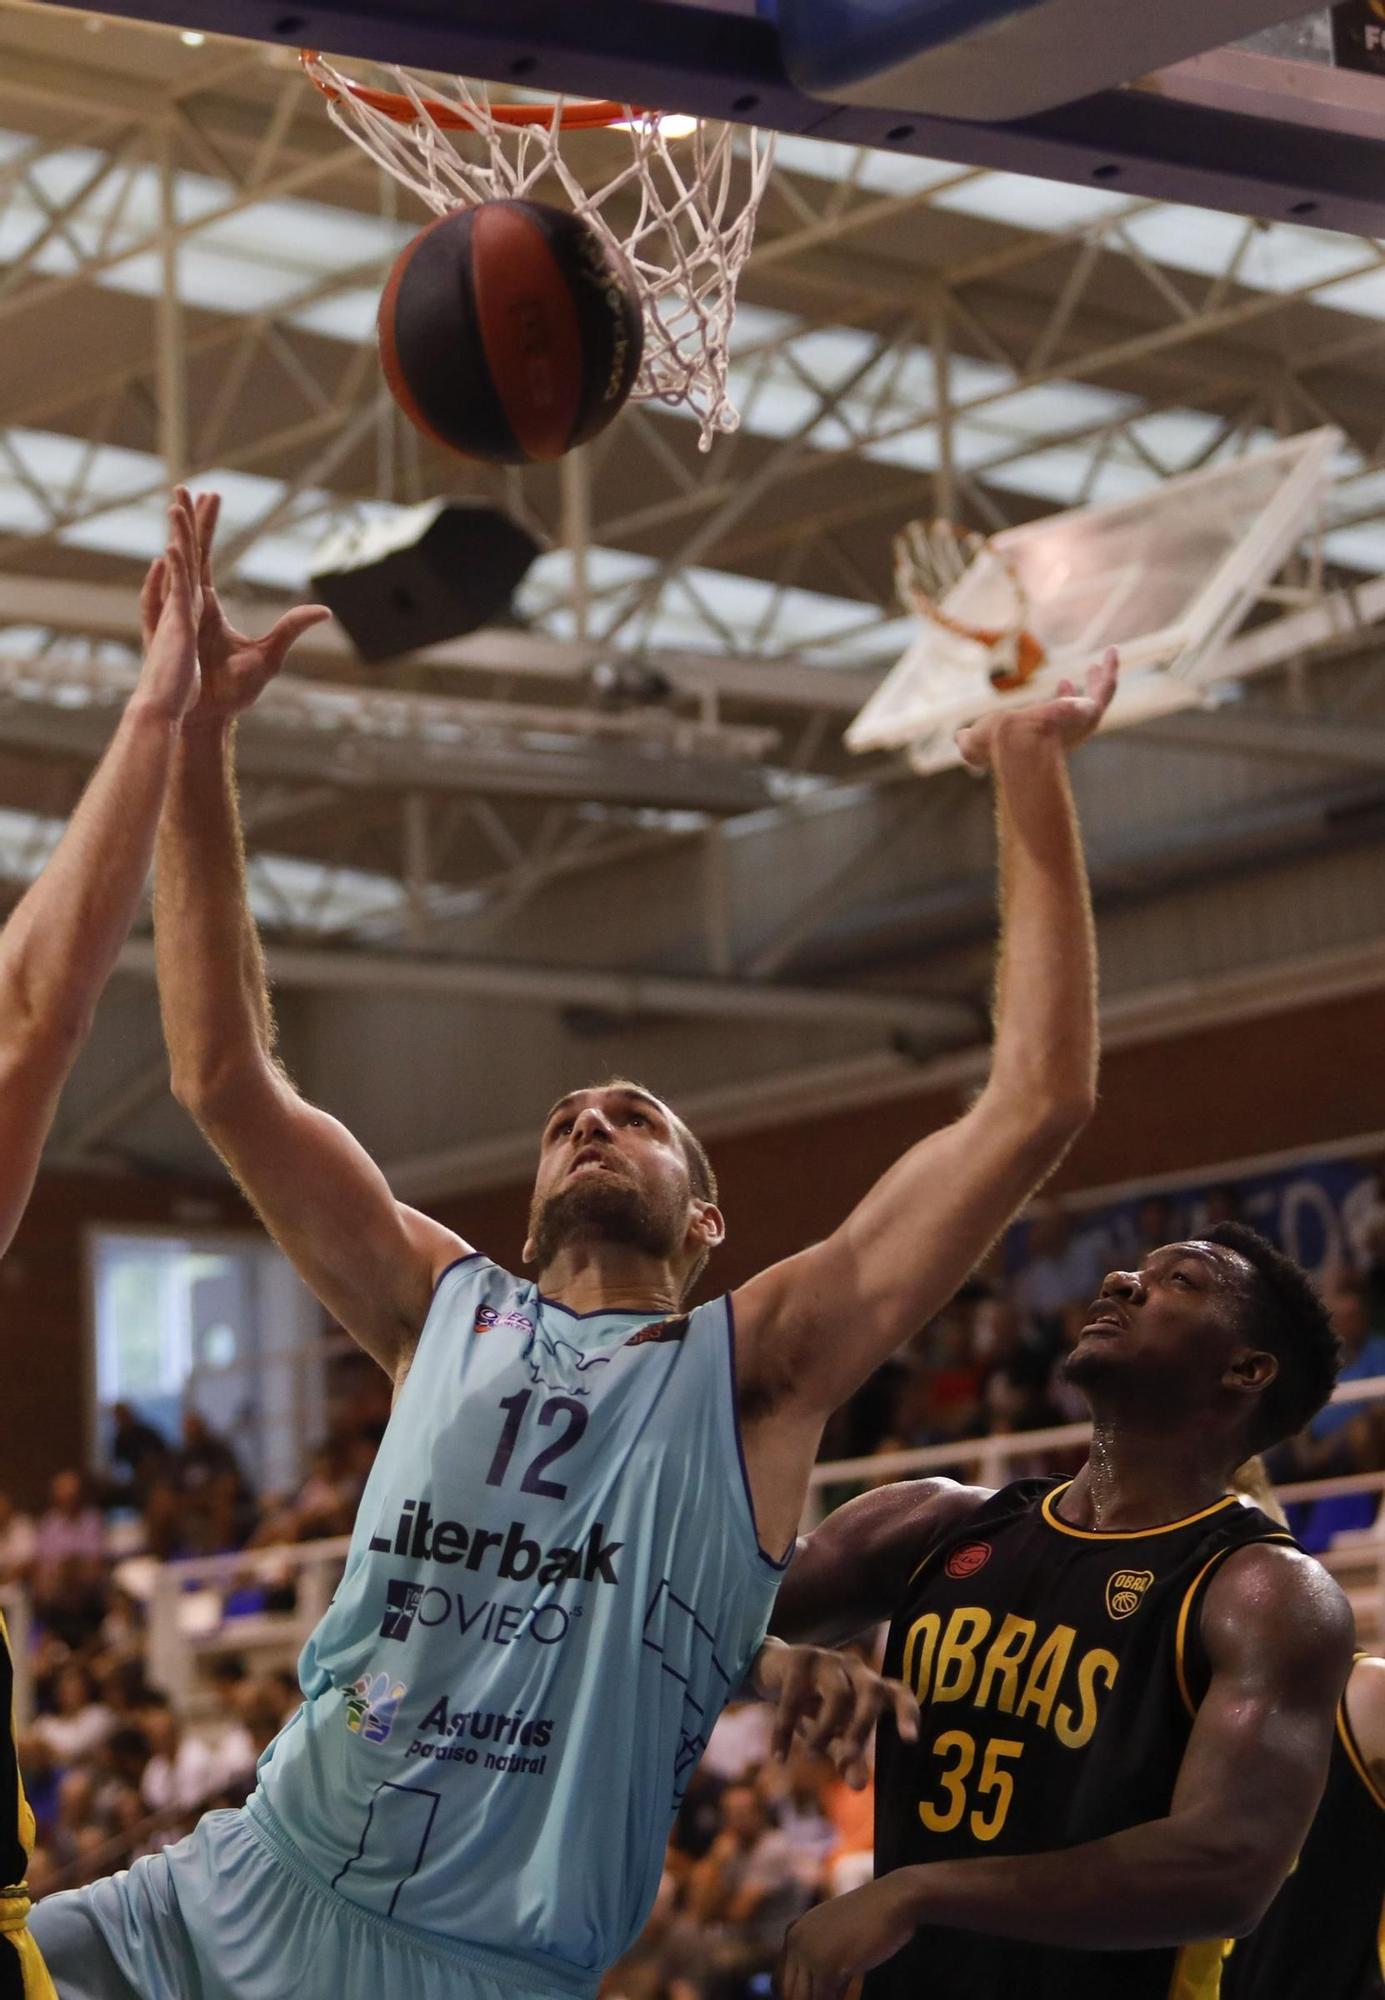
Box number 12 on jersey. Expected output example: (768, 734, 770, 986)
(485, 1390, 589, 1500)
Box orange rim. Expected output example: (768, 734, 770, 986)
(300, 51, 655, 130)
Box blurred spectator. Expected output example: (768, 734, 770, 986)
(33, 1473, 103, 1596)
(687, 1780, 814, 1987)
(1312, 1281, 1385, 1441)
(979, 1297, 1055, 1439)
(50, 1769, 98, 1873)
(139, 1696, 227, 1815)
(1202, 1185, 1243, 1229)
(1010, 1202, 1106, 1358)
(109, 1403, 172, 1505)
(821, 1765, 874, 1897)
(1343, 1157, 1385, 1324)
(1132, 1196, 1176, 1260)
(0, 1490, 36, 1586)
(701, 1700, 774, 1785)
(176, 1411, 252, 1554)
(31, 1665, 111, 1767)
(759, 1751, 836, 1886)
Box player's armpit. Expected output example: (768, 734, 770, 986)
(191, 1057, 466, 1377)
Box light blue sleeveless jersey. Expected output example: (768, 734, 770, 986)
(249, 1256, 786, 1989)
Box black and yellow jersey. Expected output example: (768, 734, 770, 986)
(0, 1612, 54, 2000)
(866, 1475, 1292, 2000)
(1221, 1656, 1385, 1999)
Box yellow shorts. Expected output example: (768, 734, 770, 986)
(0, 1895, 57, 2000)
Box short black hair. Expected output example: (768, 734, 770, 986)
(1206, 1222, 1342, 1451)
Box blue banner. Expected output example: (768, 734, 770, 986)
(1008, 1150, 1381, 1283)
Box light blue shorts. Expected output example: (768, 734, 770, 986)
(30, 1808, 591, 2000)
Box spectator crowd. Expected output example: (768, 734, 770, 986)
(5, 1162, 1385, 1998)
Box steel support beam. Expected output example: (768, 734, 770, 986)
(112, 935, 976, 1040)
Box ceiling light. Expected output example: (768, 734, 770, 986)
(180, 29, 206, 46)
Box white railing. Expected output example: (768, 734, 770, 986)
(142, 1537, 351, 1712)
(804, 1371, 1385, 1510)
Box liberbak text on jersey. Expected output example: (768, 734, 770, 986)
(368, 1497, 623, 1585)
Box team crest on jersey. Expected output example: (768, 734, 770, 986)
(474, 1302, 536, 1338)
(626, 1315, 691, 1348)
(1106, 1569, 1154, 1619)
(945, 1541, 992, 1579)
(344, 1670, 408, 1744)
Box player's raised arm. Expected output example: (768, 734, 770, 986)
(154, 495, 464, 1379)
(0, 492, 205, 1256)
(732, 654, 1114, 1543)
(776, 1542, 1353, 2000)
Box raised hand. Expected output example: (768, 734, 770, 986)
(175, 491, 331, 730)
(133, 488, 204, 723)
(754, 1639, 920, 1789)
(956, 645, 1119, 772)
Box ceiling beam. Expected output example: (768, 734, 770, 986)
(0, 574, 877, 716)
(112, 935, 978, 1041)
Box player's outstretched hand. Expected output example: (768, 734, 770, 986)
(753, 1639, 919, 1789)
(134, 488, 204, 723)
(163, 490, 331, 731)
(955, 645, 1118, 772)
(776, 1874, 920, 2000)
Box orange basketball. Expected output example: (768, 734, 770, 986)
(378, 199, 644, 465)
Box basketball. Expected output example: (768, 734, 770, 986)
(377, 199, 644, 465)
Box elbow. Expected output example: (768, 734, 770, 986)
(1037, 1085, 1096, 1148)
(170, 1053, 266, 1126)
(1004, 1084, 1095, 1166)
(986, 1066, 1096, 1154)
(1175, 1836, 1286, 1942)
(0, 965, 92, 1064)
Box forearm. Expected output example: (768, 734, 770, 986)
(983, 725, 1096, 1126)
(891, 1814, 1268, 1950)
(155, 722, 276, 1106)
(0, 700, 177, 1055)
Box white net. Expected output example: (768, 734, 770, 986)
(302, 53, 776, 452)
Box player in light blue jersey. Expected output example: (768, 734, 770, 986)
(31, 493, 1115, 2000)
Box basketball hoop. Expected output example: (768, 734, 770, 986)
(301, 52, 775, 452)
(893, 518, 1046, 693)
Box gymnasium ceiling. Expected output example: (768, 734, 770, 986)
(3, 0, 1385, 1199)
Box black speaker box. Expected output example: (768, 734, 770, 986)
(311, 499, 543, 663)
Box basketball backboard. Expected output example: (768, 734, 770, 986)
(29, 1, 1385, 239)
(845, 427, 1342, 775)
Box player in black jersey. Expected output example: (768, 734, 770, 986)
(1212, 1460, 1385, 1999)
(771, 1224, 1353, 2000)
(1218, 1648, 1385, 1999)
(0, 492, 323, 1999)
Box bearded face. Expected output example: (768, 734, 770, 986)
(526, 1160, 689, 1273)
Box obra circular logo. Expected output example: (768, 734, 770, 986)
(1105, 1568, 1155, 1620)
